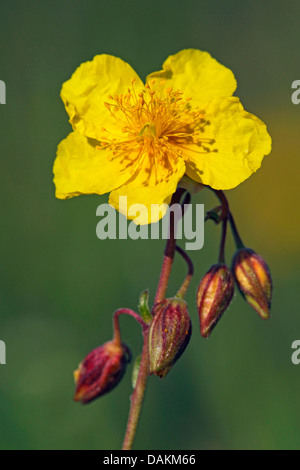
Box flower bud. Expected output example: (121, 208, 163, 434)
(74, 340, 131, 404)
(148, 298, 192, 378)
(197, 264, 234, 338)
(232, 248, 272, 320)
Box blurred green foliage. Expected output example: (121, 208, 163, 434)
(0, 0, 300, 450)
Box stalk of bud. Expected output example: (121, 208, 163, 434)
(74, 340, 131, 404)
(148, 298, 192, 378)
(231, 248, 272, 320)
(197, 264, 234, 338)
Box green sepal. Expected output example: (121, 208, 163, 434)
(205, 205, 224, 224)
(138, 289, 152, 324)
(131, 354, 141, 389)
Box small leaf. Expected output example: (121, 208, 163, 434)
(205, 205, 224, 224)
(131, 354, 141, 389)
(138, 289, 152, 324)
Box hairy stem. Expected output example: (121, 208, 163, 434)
(113, 308, 147, 345)
(154, 188, 187, 305)
(121, 189, 189, 449)
(175, 245, 194, 299)
(122, 327, 149, 450)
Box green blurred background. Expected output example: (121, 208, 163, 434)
(0, 0, 300, 450)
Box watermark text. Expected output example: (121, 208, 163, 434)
(291, 80, 300, 105)
(0, 80, 6, 104)
(291, 340, 300, 364)
(96, 197, 204, 251)
(0, 340, 6, 364)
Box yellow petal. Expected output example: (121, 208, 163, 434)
(109, 155, 186, 224)
(147, 49, 237, 105)
(53, 132, 135, 199)
(183, 97, 272, 189)
(61, 55, 144, 141)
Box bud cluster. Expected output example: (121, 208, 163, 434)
(196, 247, 272, 337)
(72, 192, 273, 415)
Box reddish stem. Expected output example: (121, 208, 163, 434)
(121, 328, 149, 450)
(175, 245, 194, 298)
(154, 188, 187, 305)
(113, 308, 147, 345)
(121, 189, 190, 449)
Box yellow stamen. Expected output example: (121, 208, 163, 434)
(100, 80, 216, 181)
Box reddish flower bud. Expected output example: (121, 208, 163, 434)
(74, 340, 131, 404)
(197, 264, 234, 338)
(232, 248, 272, 320)
(148, 298, 192, 378)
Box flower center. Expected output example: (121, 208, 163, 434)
(137, 122, 157, 142)
(99, 80, 215, 178)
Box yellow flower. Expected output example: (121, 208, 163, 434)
(53, 49, 271, 223)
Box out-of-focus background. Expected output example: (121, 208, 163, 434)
(0, 0, 300, 450)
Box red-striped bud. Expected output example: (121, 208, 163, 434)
(148, 298, 192, 378)
(74, 340, 131, 404)
(197, 264, 234, 338)
(232, 248, 272, 320)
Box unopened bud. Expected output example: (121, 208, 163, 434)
(148, 298, 192, 378)
(74, 340, 131, 404)
(197, 264, 234, 338)
(232, 248, 272, 320)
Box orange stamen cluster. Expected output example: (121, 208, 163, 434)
(99, 79, 215, 182)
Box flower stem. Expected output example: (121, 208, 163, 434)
(218, 217, 228, 264)
(121, 189, 189, 449)
(154, 188, 187, 305)
(212, 189, 229, 220)
(209, 188, 244, 250)
(115, 308, 149, 450)
(122, 327, 149, 450)
(175, 245, 194, 299)
(208, 189, 230, 263)
(228, 212, 244, 249)
(113, 308, 147, 345)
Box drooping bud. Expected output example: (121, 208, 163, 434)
(231, 248, 272, 320)
(197, 264, 234, 338)
(148, 298, 192, 378)
(74, 340, 131, 404)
